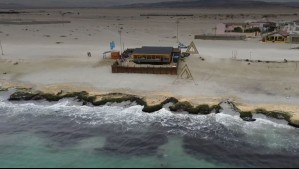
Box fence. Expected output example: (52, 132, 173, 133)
(111, 62, 179, 75)
(195, 34, 246, 40)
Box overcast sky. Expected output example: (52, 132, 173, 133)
(0, 0, 298, 7)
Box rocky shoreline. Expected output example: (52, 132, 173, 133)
(1, 87, 298, 128)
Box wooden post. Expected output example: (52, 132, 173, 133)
(0, 40, 4, 55)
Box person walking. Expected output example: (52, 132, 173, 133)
(87, 52, 91, 57)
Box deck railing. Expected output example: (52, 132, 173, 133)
(111, 61, 179, 75)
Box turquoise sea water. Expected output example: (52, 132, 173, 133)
(0, 92, 299, 168)
(0, 133, 221, 168)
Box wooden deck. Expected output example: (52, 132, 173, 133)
(111, 61, 179, 75)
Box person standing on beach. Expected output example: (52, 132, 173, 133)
(87, 52, 91, 57)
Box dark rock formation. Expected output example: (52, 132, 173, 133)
(240, 111, 256, 122)
(9, 91, 42, 101)
(6, 89, 299, 128)
(0, 87, 8, 91)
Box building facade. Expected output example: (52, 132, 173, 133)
(262, 31, 289, 43)
(282, 20, 299, 35)
(132, 47, 180, 64)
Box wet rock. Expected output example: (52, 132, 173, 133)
(142, 97, 178, 113)
(170, 102, 213, 115)
(240, 111, 255, 122)
(255, 108, 290, 120)
(288, 121, 299, 128)
(8, 91, 41, 101)
(92, 96, 146, 107)
(170, 101, 194, 113)
(210, 104, 222, 113)
(197, 104, 210, 115)
(40, 93, 61, 101)
(0, 87, 8, 91)
(242, 117, 256, 122)
(143, 104, 163, 113)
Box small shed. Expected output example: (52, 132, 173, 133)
(103, 51, 121, 59)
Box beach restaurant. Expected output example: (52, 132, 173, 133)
(132, 46, 180, 64)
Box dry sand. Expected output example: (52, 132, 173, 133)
(0, 8, 299, 120)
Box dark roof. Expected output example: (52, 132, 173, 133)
(251, 21, 276, 24)
(274, 30, 289, 37)
(172, 48, 181, 53)
(133, 46, 173, 55)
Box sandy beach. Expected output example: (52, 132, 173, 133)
(0, 8, 299, 119)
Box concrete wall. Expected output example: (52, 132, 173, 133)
(216, 23, 226, 34)
(223, 32, 259, 38)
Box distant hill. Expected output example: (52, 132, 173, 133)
(0, 3, 27, 9)
(286, 2, 299, 8)
(119, 0, 299, 9)
(0, 0, 298, 9)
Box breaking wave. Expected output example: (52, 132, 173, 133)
(1, 95, 299, 167)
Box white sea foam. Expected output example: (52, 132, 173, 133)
(1, 98, 299, 151)
(0, 99, 295, 131)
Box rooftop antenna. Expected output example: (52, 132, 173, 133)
(0, 39, 4, 56)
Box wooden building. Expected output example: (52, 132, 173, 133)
(132, 46, 180, 64)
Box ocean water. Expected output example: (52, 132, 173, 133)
(0, 92, 299, 168)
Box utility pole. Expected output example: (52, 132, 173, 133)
(118, 27, 123, 53)
(0, 39, 3, 56)
(212, 27, 217, 36)
(176, 19, 180, 43)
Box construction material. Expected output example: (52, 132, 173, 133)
(111, 51, 121, 59)
(186, 41, 199, 54)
